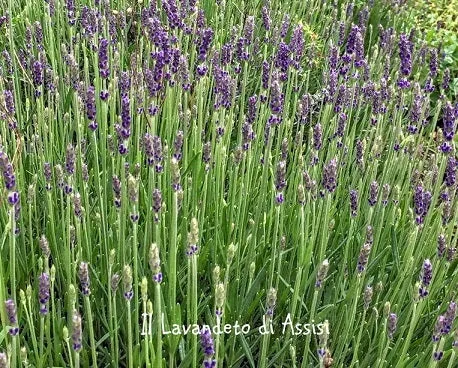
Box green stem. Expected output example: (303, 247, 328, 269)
(84, 297, 98, 368)
(127, 301, 133, 368)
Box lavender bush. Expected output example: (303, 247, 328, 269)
(0, 0, 457, 367)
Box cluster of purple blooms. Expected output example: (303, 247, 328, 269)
(419, 259, 433, 298)
(86, 85, 97, 131)
(2, 89, 16, 128)
(413, 186, 432, 225)
(432, 302, 456, 360)
(72, 311, 82, 351)
(397, 33, 413, 88)
(38, 273, 51, 314)
(78, 262, 91, 296)
(0, 150, 20, 233)
(143, 133, 164, 172)
(115, 95, 132, 155)
(1, 2, 458, 367)
(200, 327, 216, 368)
(98, 38, 110, 78)
(387, 313, 397, 340)
(275, 161, 287, 204)
(5, 299, 19, 336)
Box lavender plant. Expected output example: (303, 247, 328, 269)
(0, 0, 457, 367)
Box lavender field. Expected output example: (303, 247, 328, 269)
(0, 0, 457, 367)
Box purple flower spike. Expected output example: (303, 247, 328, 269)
(313, 123, 322, 150)
(357, 243, 372, 273)
(322, 158, 338, 193)
(432, 315, 446, 342)
(0, 151, 16, 191)
(261, 6, 271, 31)
(413, 186, 432, 224)
(5, 299, 19, 336)
(200, 327, 216, 368)
(438, 235, 446, 258)
(444, 157, 456, 187)
(388, 313, 397, 339)
(86, 85, 96, 121)
(38, 273, 50, 315)
(350, 189, 358, 217)
(65, 143, 76, 175)
(78, 262, 91, 296)
(419, 259, 432, 298)
(72, 311, 82, 351)
(368, 181, 379, 206)
(443, 102, 457, 141)
(442, 69, 450, 90)
(444, 301, 457, 334)
(398, 33, 413, 78)
(98, 38, 110, 78)
(33, 60, 44, 88)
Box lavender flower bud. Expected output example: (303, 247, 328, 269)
(111, 273, 120, 292)
(356, 139, 365, 170)
(322, 158, 338, 193)
(266, 287, 277, 316)
(186, 218, 199, 256)
(442, 68, 450, 90)
(261, 5, 271, 31)
(65, 144, 75, 175)
(171, 158, 181, 191)
(419, 259, 433, 298)
(413, 186, 432, 225)
(447, 245, 456, 262)
(0, 352, 7, 368)
(173, 130, 184, 160)
(200, 327, 216, 367)
(387, 313, 397, 339)
(357, 243, 372, 273)
(127, 175, 138, 204)
(432, 315, 446, 342)
(38, 273, 50, 314)
(98, 38, 110, 78)
(5, 299, 18, 335)
(78, 262, 90, 296)
(149, 243, 162, 283)
(445, 157, 457, 187)
(398, 33, 413, 87)
(152, 188, 162, 222)
(364, 286, 373, 310)
(275, 161, 287, 204)
(313, 123, 322, 150)
(39, 234, 51, 258)
(444, 301, 457, 334)
(0, 151, 16, 190)
(43, 162, 52, 190)
(315, 259, 329, 288)
(123, 265, 133, 300)
(202, 142, 212, 169)
(297, 184, 305, 205)
(350, 189, 358, 217)
(73, 192, 83, 218)
(152, 136, 163, 173)
(382, 183, 390, 206)
(438, 234, 446, 258)
(215, 282, 225, 316)
(71, 310, 82, 351)
(112, 175, 121, 208)
(368, 181, 379, 206)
